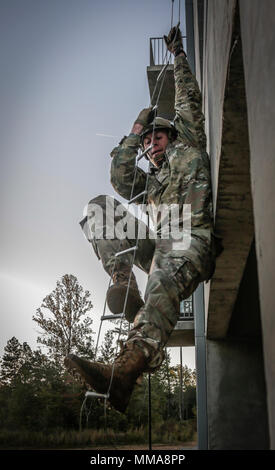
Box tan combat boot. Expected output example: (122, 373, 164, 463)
(64, 342, 148, 413)
(107, 267, 144, 322)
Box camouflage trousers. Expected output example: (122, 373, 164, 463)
(80, 195, 201, 371)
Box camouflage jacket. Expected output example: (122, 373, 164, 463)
(110, 55, 215, 280)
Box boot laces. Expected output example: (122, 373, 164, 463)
(112, 270, 129, 283)
(115, 344, 131, 366)
(115, 342, 144, 368)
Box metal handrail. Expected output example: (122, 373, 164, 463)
(150, 36, 187, 66)
(179, 295, 194, 320)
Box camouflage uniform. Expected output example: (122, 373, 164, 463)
(81, 55, 216, 371)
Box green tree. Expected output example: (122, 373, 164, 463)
(126, 353, 173, 428)
(0, 338, 84, 431)
(183, 385, 196, 420)
(32, 274, 94, 362)
(169, 364, 197, 420)
(99, 329, 116, 363)
(0, 337, 33, 386)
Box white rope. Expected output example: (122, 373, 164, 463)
(102, 14, 182, 404)
(79, 0, 181, 435)
(171, 0, 174, 28)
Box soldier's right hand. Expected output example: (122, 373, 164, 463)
(134, 107, 154, 128)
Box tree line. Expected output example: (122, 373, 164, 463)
(0, 274, 196, 439)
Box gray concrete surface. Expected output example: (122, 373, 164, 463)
(146, 65, 175, 120)
(167, 321, 195, 347)
(192, 0, 274, 449)
(207, 339, 269, 449)
(206, 2, 254, 339)
(239, 0, 275, 448)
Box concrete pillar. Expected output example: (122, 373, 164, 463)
(207, 339, 269, 449)
(239, 0, 275, 448)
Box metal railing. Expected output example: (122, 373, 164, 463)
(179, 296, 194, 320)
(150, 36, 187, 66)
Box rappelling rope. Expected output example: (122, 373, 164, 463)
(79, 0, 182, 443)
(79, 83, 164, 432)
(171, 0, 181, 29)
(150, 20, 181, 107)
(79, 152, 147, 430)
(80, 40, 179, 434)
(98, 26, 181, 404)
(101, 18, 181, 431)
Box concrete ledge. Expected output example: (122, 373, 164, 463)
(167, 320, 195, 347)
(147, 65, 175, 120)
(207, 7, 254, 339)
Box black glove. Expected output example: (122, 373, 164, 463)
(164, 23, 185, 57)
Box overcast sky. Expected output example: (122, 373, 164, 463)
(0, 0, 195, 369)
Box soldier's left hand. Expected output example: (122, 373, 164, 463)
(164, 23, 184, 56)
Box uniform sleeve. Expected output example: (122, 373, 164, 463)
(110, 134, 147, 201)
(181, 151, 213, 234)
(170, 148, 213, 241)
(173, 55, 206, 150)
(169, 149, 215, 279)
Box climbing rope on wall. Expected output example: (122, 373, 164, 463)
(78, 0, 183, 449)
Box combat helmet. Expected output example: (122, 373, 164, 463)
(140, 116, 177, 147)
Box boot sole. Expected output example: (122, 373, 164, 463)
(107, 285, 144, 322)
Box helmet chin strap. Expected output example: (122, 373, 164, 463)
(149, 151, 167, 169)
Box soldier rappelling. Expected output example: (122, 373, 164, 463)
(64, 25, 218, 413)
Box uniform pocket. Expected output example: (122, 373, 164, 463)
(175, 260, 200, 300)
(156, 173, 169, 186)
